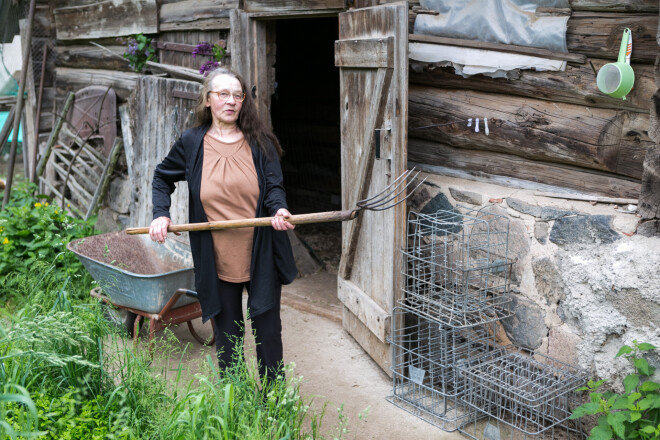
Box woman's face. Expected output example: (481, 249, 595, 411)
(205, 74, 244, 126)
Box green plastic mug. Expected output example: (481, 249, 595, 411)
(596, 28, 634, 100)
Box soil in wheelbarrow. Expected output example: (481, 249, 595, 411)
(72, 232, 182, 275)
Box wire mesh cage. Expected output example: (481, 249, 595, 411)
(402, 292, 512, 329)
(459, 414, 584, 440)
(387, 303, 497, 431)
(403, 207, 512, 315)
(457, 346, 587, 436)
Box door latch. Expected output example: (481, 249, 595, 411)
(374, 127, 391, 160)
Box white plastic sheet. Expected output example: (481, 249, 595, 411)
(409, 42, 566, 78)
(413, 0, 569, 76)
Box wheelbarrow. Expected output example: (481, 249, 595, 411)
(67, 232, 214, 349)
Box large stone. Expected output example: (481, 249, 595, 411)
(420, 191, 454, 215)
(408, 180, 438, 212)
(418, 191, 463, 235)
(501, 294, 547, 350)
(548, 325, 581, 366)
(107, 176, 131, 214)
(506, 198, 575, 221)
(448, 187, 483, 206)
(612, 215, 639, 236)
(638, 219, 660, 237)
(549, 215, 620, 246)
(534, 221, 549, 244)
(532, 257, 565, 305)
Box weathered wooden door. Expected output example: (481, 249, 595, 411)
(229, 10, 272, 125)
(335, 2, 408, 373)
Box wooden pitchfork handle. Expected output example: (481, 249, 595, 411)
(124, 209, 359, 235)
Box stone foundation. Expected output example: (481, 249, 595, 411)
(409, 172, 660, 389)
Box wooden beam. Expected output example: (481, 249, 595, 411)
(408, 85, 652, 179)
(159, 0, 237, 31)
(534, 191, 638, 204)
(567, 12, 658, 64)
(569, 0, 658, 13)
(244, 0, 344, 12)
(55, 67, 139, 101)
(410, 58, 654, 114)
(337, 277, 390, 343)
(55, 45, 131, 71)
(409, 34, 586, 64)
(335, 37, 393, 68)
(53, 0, 158, 40)
(86, 138, 123, 220)
(409, 138, 641, 199)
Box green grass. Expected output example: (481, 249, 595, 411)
(0, 266, 346, 439)
(0, 183, 355, 439)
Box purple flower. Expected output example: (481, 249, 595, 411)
(199, 60, 220, 76)
(193, 42, 213, 58)
(127, 39, 139, 56)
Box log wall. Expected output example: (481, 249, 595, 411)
(37, 0, 660, 203)
(408, 1, 659, 199)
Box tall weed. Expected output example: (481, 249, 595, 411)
(1, 261, 347, 440)
(158, 340, 332, 440)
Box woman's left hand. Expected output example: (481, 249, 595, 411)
(272, 208, 295, 231)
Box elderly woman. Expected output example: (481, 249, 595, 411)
(149, 67, 298, 383)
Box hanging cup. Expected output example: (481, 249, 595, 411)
(596, 28, 634, 100)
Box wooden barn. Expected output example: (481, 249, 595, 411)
(5, 0, 660, 398)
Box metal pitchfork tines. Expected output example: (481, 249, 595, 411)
(125, 169, 425, 235)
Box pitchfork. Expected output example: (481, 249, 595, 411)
(125, 169, 424, 235)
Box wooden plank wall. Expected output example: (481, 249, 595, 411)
(35, 0, 237, 210)
(48, 0, 236, 110)
(408, 0, 658, 198)
(125, 76, 200, 228)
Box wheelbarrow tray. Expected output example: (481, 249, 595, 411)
(67, 232, 196, 314)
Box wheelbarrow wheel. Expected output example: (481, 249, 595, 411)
(102, 304, 139, 337)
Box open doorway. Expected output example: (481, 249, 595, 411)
(270, 17, 341, 273)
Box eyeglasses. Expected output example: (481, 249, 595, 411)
(208, 90, 246, 102)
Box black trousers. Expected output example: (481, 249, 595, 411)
(211, 278, 283, 383)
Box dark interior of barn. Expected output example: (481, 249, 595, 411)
(271, 17, 342, 272)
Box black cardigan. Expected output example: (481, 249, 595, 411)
(152, 123, 298, 322)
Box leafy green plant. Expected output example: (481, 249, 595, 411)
(0, 383, 43, 439)
(570, 340, 660, 440)
(120, 33, 156, 73)
(0, 181, 95, 301)
(0, 263, 165, 439)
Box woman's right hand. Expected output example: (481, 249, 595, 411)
(150, 216, 172, 243)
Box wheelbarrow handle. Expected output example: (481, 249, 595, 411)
(125, 210, 359, 235)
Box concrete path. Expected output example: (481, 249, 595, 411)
(169, 270, 464, 439)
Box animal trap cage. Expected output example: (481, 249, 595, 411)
(457, 346, 587, 439)
(403, 208, 512, 315)
(388, 303, 498, 431)
(459, 416, 584, 440)
(389, 207, 587, 438)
